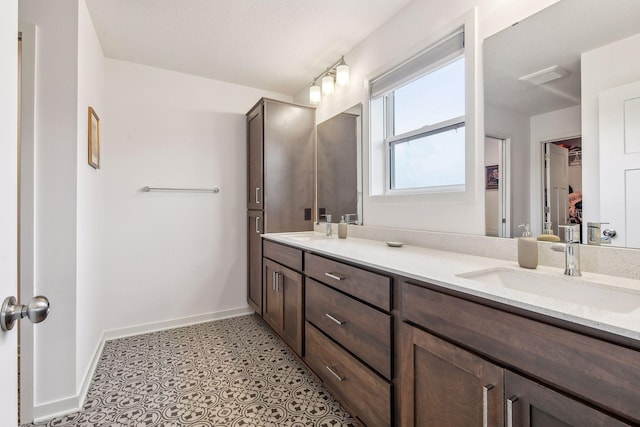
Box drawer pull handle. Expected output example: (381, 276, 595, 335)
(325, 272, 345, 281)
(255, 216, 261, 234)
(326, 365, 345, 381)
(325, 313, 345, 325)
(255, 187, 261, 204)
(507, 396, 518, 427)
(483, 384, 494, 427)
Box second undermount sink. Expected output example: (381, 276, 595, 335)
(456, 268, 640, 314)
(280, 232, 330, 242)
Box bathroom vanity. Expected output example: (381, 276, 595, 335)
(260, 232, 640, 427)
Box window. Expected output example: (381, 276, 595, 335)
(371, 30, 466, 193)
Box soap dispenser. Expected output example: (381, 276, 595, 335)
(338, 215, 348, 239)
(518, 223, 538, 269)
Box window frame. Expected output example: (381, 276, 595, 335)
(368, 21, 477, 200)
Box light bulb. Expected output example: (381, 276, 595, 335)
(322, 75, 334, 95)
(309, 84, 321, 104)
(336, 64, 350, 86)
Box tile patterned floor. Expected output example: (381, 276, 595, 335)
(25, 314, 358, 427)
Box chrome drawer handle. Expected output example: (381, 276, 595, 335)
(483, 384, 494, 427)
(325, 313, 345, 325)
(255, 187, 261, 204)
(325, 365, 345, 381)
(255, 216, 261, 234)
(324, 272, 345, 281)
(507, 396, 518, 427)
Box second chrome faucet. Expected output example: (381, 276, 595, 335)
(552, 224, 581, 276)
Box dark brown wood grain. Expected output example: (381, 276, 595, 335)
(401, 281, 640, 424)
(263, 258, 303, 356)
(247, 211, 262, 314)
(263, 240, 302, 272)
(399, 322, 504, 427)
(305, 322, 391, 427)
(305, 252, 391, 311)
(246, 103, 263, 211)
(505, 370, 630, 427)
(306, 278, 392, 379)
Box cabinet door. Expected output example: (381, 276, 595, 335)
(279, 265, 303, 355)
(505, 371, 631, 427)
(400, 322, 504, 427)
(247, 105, 263, 210)
(263, 258, 282, 333)
(247, 211, 262, 314)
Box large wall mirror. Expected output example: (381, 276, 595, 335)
(316, 104, 363, 224)
(484, 0, 640, 248)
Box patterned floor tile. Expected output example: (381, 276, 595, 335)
(22, 315, 359, 426)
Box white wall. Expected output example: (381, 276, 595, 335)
(102, 59, 290, 332)
(485, 104, 530, 235)
(19, 0, 80, 408)
(293, 0, 559, 234)
(75, 0, 105, 395)
(581, 33, 640, 228)
(529, 105, 581, 236)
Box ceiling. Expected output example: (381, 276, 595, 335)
(484, 0, 640, 118)
(85, 0, 413, 96)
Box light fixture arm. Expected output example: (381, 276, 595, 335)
(312, 56, 346, 84)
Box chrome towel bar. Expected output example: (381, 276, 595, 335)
(143, 186, 220, 193)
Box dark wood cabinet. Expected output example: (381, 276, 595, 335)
(504, 371, 630, 427)
(246, 99, 314, 316)
(400, 281, 639, 426)
(400, 322, 504, 427)
(263, 257, 303, 355)
(247, 211, 262, 314)
(305, 322, 391, 427)
(247, 105, 263, 211)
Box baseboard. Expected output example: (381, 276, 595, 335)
(31, 306, 253, 423)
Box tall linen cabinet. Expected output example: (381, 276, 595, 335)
(246, 98, 315, 315)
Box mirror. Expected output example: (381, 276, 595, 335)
(316, 104, 363, 224)
(484, 0, 640, 247)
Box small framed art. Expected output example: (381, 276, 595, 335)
(88, 106, 100, 169)
(486, 165, 499, 189)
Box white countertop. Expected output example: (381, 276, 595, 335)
(263, 232, 640, 342)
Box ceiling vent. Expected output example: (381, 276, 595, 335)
(519, 65, 570, 85)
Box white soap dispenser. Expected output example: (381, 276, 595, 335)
(518, 223, 538, 269)
(338, 215, 348, 239)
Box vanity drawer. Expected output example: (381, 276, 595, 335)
(401, 282, 640, 423)
(306, 278, 392, 379)
(263, 240, 302, 271)
(305, 322, 391, 427)
(305, 252, 391, 311)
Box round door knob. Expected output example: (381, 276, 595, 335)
(603, 228, 617, 238)
(1, 295, 50, 332)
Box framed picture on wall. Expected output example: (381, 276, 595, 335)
(88, 106, 100, 169)
(486, 165, 499, 189)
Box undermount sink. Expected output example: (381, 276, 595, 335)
(280, 232, 330, 242)
(456, 268, 640, 314)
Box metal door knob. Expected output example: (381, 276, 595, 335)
(1, 295, 50, 331)
(603, 228, 617, 237)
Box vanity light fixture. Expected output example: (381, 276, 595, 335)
(519, 65, 570, 86)
(309, 56, 350, 104)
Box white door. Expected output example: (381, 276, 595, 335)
(599, 80, 640, 248)
(1, 1, 19, 425)
(546, 143, 569, 237)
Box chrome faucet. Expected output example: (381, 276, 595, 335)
(325, 214, 332, 236)
(553, 224, 581, 276)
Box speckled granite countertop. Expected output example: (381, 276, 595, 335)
(263, 232, 640, 342)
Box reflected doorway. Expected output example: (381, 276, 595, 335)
(485, 136, 510, 238)
(542, 137, 582, 242)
